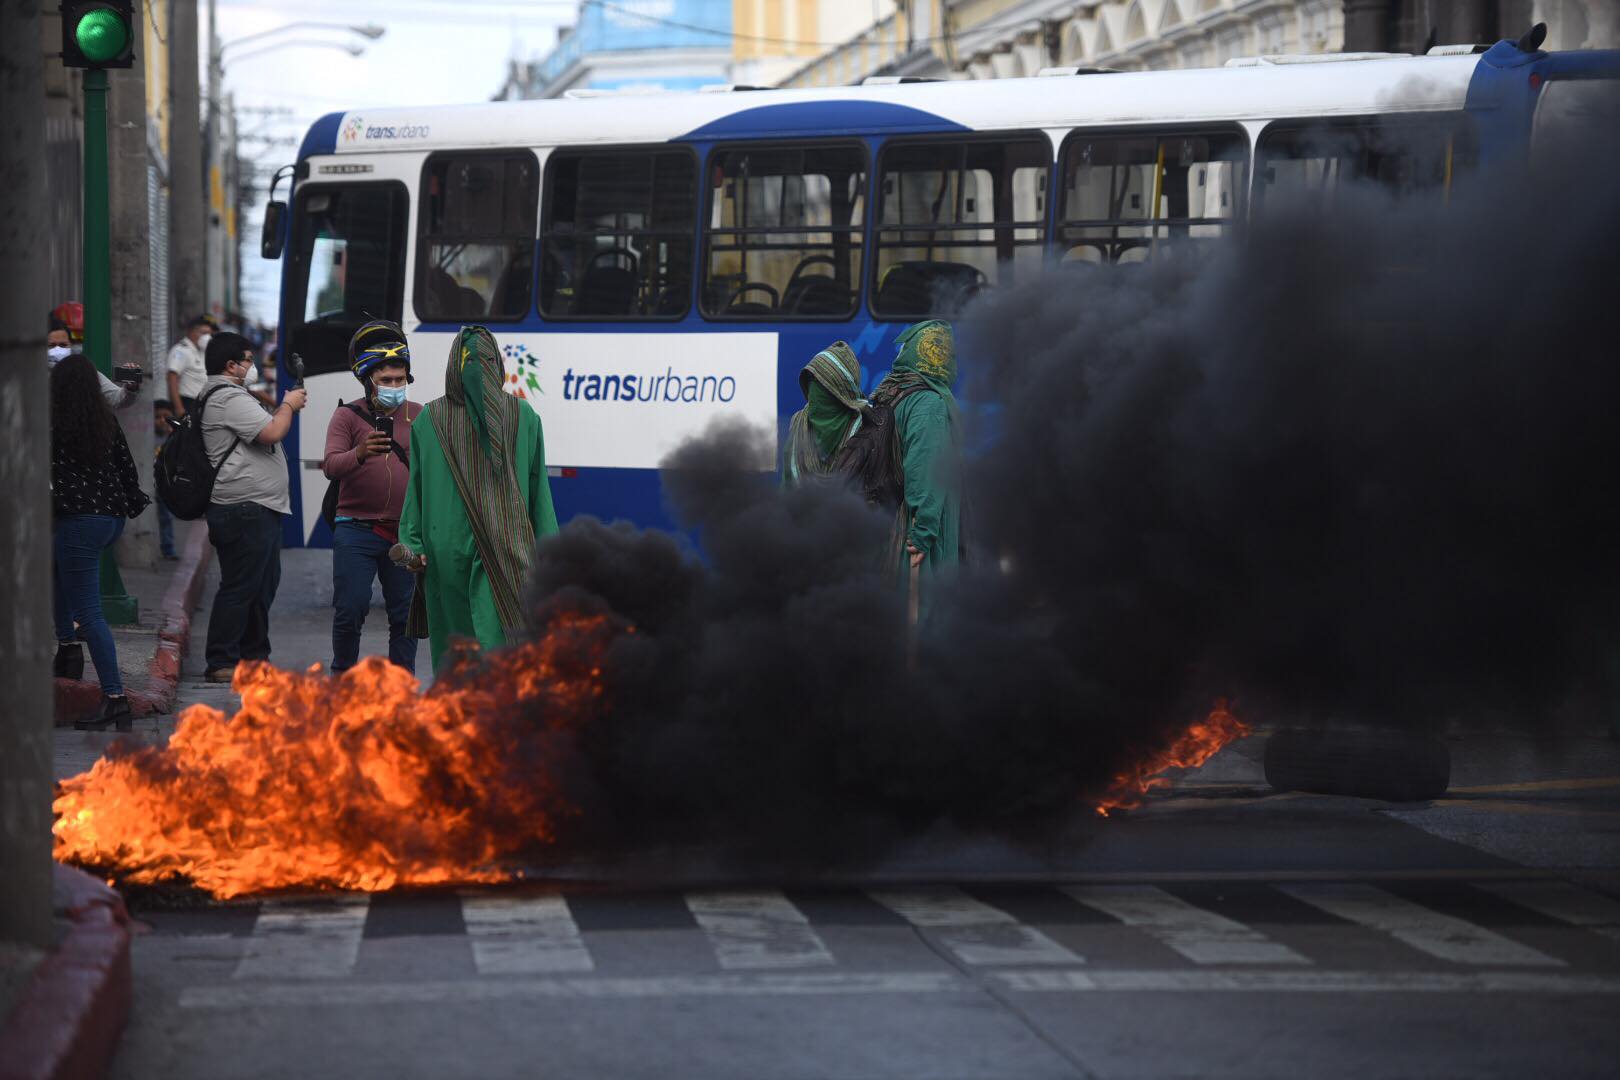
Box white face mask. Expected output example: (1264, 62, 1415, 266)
(236, 362, 258, 387)
(197, 333, 213, 351)
(47, 345, 71, 364)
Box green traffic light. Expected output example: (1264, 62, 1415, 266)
(74, 8, 130, 64)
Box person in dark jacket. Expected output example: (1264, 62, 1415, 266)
(321, 320, 423, 674)
(50, 355, 151, 730)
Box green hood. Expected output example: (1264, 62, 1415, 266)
(892, 320, 957, 398)
(799, 341, 865, 459)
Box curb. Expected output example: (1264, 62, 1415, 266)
(0, 866, 133, 1080)
(53, 526, 213, 727)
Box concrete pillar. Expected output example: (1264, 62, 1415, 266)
(110, 53, 158, 569)
(0, 0, 57, 950)
(1443, 0, 1492, 44)
(169, 0, 204, 330)
(1343, 0, 1393, 51)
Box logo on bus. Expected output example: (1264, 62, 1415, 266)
(341, 116, 364, 143)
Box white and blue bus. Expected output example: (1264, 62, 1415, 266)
(266, 35, 1619, 547)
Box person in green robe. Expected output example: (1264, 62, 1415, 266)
(394, 326, 559, 672)
(781, 341, 866, 487)
(874, 320, 965, 616)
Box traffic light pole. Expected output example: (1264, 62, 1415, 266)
(83, 67, 138, 625)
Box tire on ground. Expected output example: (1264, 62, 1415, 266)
(1263, 727, 1450, 802)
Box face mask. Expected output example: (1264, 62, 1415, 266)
(47, 345, 71, 364)
(197, 333, 212, 351)
(237, 363, 258, 387)
(375, 385, 407, 410)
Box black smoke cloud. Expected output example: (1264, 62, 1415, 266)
(511, 131, 1620, 863)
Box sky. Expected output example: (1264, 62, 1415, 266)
(216, 0, 578, 320)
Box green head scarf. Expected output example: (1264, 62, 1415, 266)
(799, 341, 865, 459)
(892, 320, 957, 397)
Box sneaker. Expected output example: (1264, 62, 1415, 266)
(75, 694, 133, 733)
(161, 551, 179, 561)
(204, 666, 237, 684)
(53, 642, 84, 681)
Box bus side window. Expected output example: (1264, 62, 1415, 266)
(872, 135, 1048, 319)
(415, 151, 538, 322)
(540, 148, 696, 319)
(1057, 128, 1247, 268)
(1256, 116, 1477, 212)
(701, 143, 866, 321)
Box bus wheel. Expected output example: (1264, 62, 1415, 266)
(1263, 726, 1450, 803)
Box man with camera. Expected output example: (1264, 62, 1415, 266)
(200, 332, 306, 683)
(320, 320, 421, 676)
(48, 302, 143, 409)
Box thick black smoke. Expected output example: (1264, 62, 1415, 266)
(513, 130, 1620, 864)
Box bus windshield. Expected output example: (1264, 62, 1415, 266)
(285, 182, 408, 377)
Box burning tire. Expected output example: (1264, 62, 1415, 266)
(1262, 727, 1449, 802)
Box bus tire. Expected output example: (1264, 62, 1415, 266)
(1263, 727, 1449, 802)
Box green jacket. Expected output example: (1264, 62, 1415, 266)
(397, 407, 558, 672)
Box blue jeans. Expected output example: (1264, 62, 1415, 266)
(53, 514, 126, 695)
(204, 502, 282, 671)
(156, 499, 175, 557)
(331, 520, 418, 674)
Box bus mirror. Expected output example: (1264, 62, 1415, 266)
(261, 200, 287, 259)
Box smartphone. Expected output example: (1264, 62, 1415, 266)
(373, 413, 394, 453)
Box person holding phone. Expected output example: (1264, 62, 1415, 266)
(321, 320, 422, 675)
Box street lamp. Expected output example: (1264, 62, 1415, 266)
(220, 21, 386, 56)
(227, 39, 367, 65)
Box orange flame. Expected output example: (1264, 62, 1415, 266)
(52, 614, 617, 899)
(1094, 701, 1250, 817)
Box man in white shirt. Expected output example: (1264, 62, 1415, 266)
(166, 315, 215, 417)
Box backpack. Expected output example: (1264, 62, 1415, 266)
(829, 382, 926, 510)
(320, 401, 411, 528)
(154, 384, 241, 520)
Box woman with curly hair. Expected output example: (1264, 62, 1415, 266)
(50, 355, 150, 730)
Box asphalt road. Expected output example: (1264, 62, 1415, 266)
(54, 549, 1620, 1079)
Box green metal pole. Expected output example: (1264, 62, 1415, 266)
(83, 68, 138, 625)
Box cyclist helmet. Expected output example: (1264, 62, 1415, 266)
(348, 319, 413, 386)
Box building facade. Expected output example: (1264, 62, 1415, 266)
(499, 0, 736, 99)
(780, 0, 1617, 88)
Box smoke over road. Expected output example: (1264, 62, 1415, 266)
(521, 136, 1620, 865)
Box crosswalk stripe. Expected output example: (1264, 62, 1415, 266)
(1062, 885, 1309, 965)
(461, 894, 594, 974)
(869, 887, 1083, 966)
(1279, 883, 1564, 967)
(1479, 881, 1620, 945)
(685, 891, 835, 970)
(233, 896, 370, 980)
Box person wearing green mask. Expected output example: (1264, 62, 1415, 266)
(873, 320, 965, 615)
(782, 341, 867, 487)
(394, 326, 559, 673)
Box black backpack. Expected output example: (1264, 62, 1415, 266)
(829, 382, 926, 510)
(154, 384, 241, 521)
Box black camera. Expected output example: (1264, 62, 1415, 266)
(113, 363, 144, 389)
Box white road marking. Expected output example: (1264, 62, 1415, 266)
(233, 896, 370, 980)
(993, 969, 1620, 994)
(1480, 881, 1620, 945)
(181, 971, 969, 1007)
(870, 887, 1083, 966)
(179, 967, 1620, 1008)
(1279, 883, 1564, 967)
(684, 891, 835, 970)
(460, 894, 594, 974)
(1063, 885, 1309, 965)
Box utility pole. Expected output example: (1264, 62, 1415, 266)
(206, 0, 224, 321)
(1, 0, 56, 950)
(171, 0, 204, 328)
(110, 14, 156, 568)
